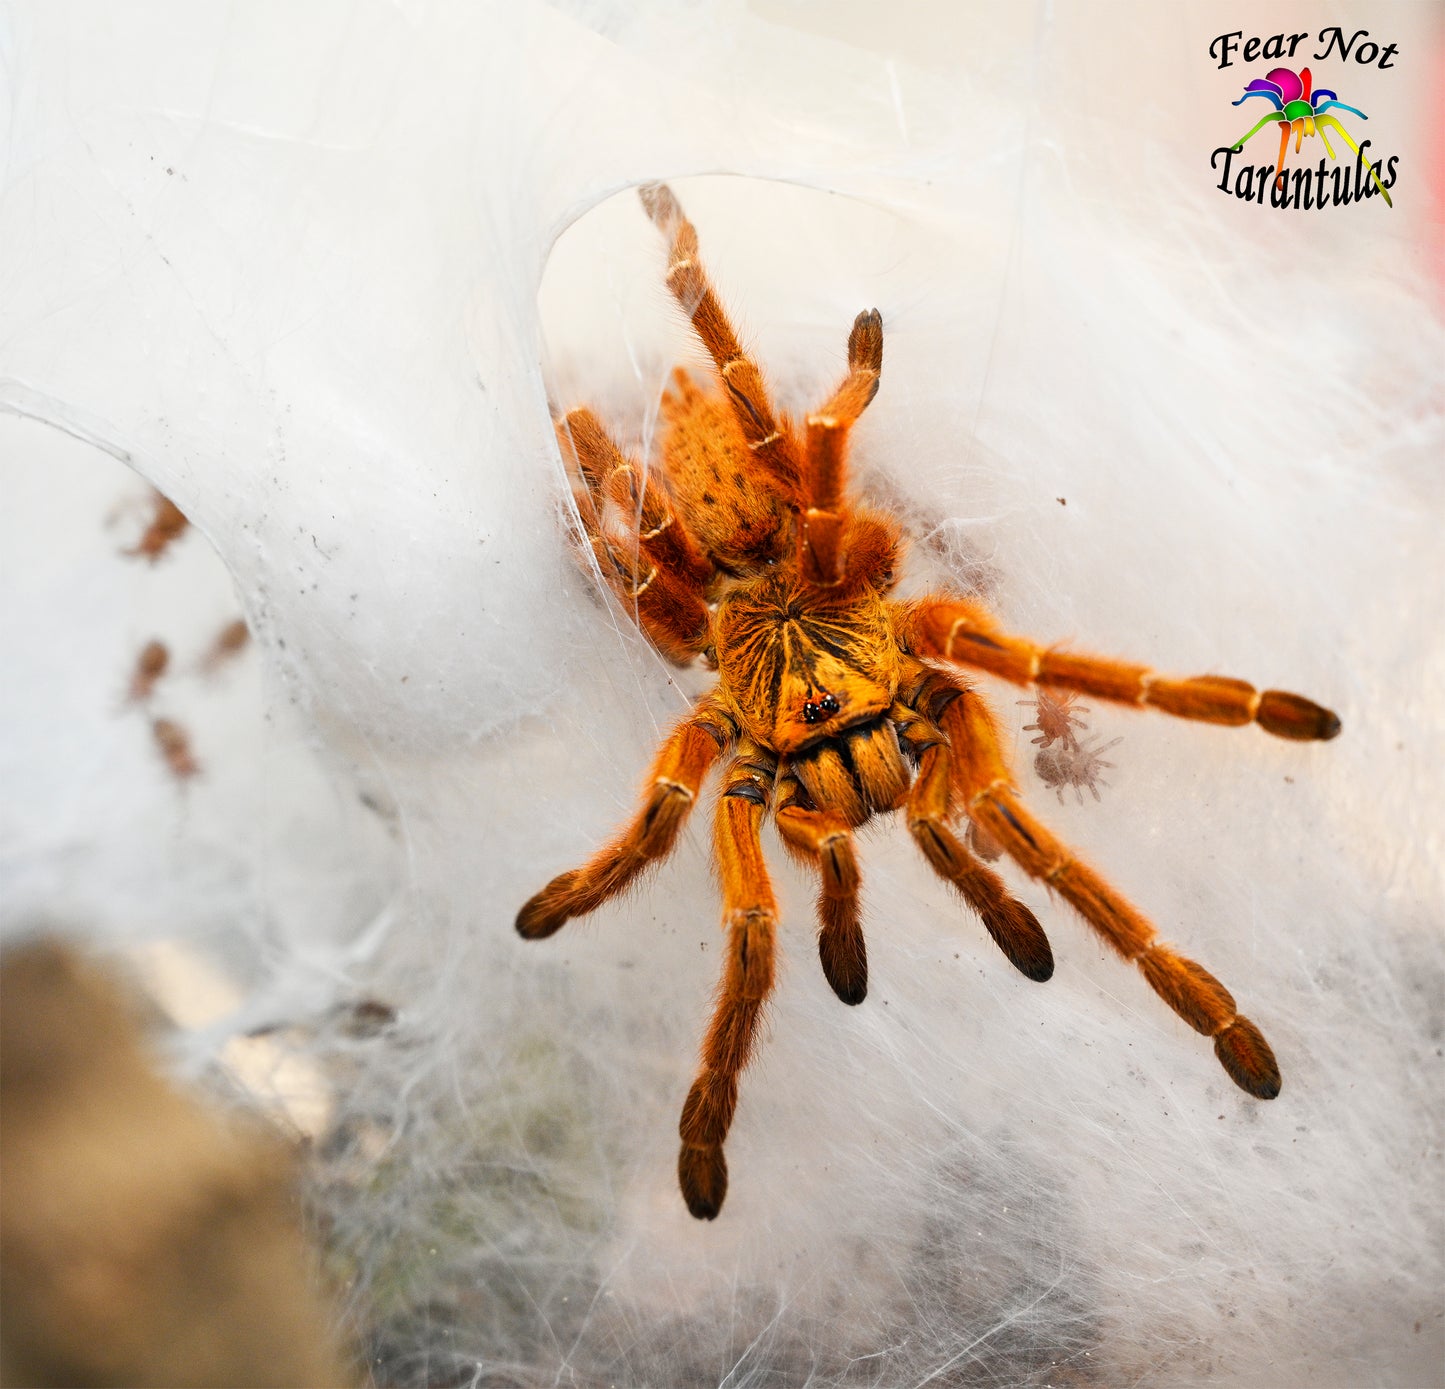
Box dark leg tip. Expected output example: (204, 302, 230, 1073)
(679, 1144, 727, 1221)
(685, 1193, 722, 1221)
(847, 309, 884, 372)
(1020, 950, 1055, 984)
(819, 911, 868, 1006)
(1257, 690, 1342, 742)
(826, 971, 868, 1007)
(515, 873, 577, 939)
(985, 902, 1055, 983)
(819, 937, 868, 1006)
(1215, 1017, 1282, 1100)
(515, 903, 563, 940)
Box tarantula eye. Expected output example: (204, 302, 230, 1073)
(803, 701, 821, 723)
(820, 693, 840, 714)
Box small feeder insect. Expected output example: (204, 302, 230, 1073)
(1229, 66, 1392, 206)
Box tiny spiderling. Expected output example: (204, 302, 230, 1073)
(1035, 732, 1124, 804)
(1020, 688, 1090, 749)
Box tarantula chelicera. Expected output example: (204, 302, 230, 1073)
(518, 184, 1340, 1221)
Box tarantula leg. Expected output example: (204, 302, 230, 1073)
(516, 704, 734, 939)
(556, 411, 711, 663)
(573, 512, 708, 665)
(801, 309, 884, 587)
(942, 686, 1281, 1100)
(895, 697, 1053, 982)
(908, 596, 1341, 741)
(678, 753, 779, 1220)
(815, 891, 866, 1006)
(638, 182, 802, 489)
(557, 409, 711, 589)
(775, 774, 866, 1005)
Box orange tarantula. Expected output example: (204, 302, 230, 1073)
(518, 183, 1340, 1221)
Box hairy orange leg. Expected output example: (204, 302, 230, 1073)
(556, 410, 711, 663)
(941, 685, 1281, 1099)
(893, 689, 1053, 982)
(678, 751, 779, 1220)
(801, 308, 883, 587)
(908, 596, 1340, 741)
(569, 491, 708, 666)
(558, 409, 711, 588)
(775, 773, 866, 1005)
(516, 704, 734, 939)
(639, 183, 802, 491)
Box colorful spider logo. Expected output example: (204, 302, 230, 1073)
(1229, 65, 1392, 207)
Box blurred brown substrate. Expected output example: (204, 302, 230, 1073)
(0, 939, 355, 1388)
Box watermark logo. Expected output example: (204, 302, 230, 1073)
(1209, 28, 1399, 210)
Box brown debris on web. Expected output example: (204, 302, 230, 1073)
(121, 489, 189, 564)
(198, 617, 251, 675)
(151, 717, 201, 782)
(126, 640, 170, 703)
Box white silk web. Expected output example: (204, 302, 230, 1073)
(2, 4, 1441, 1385)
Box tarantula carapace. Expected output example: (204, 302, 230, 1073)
(518, 183, 1340, 1221)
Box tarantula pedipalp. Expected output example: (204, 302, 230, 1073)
(518, 183, 1340, 1221)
